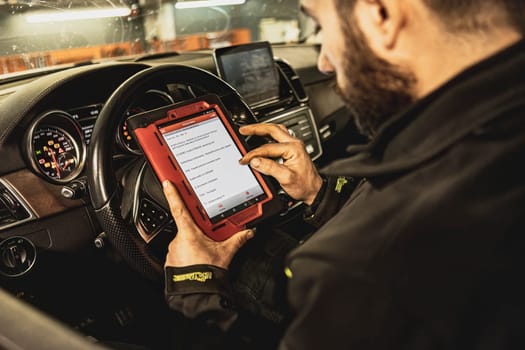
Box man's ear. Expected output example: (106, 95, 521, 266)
(358, 0, 407, 50)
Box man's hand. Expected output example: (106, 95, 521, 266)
(162, 181, 254, 269)
(239, 123, 323, 205)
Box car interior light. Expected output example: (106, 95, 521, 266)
(25, 7, 131, 23)
(175, 0, 246, 10)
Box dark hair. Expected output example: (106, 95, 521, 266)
(422, 0, 525, 33)
(333, 0, 525, 34)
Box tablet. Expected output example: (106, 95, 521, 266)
(127, 94, 281, 241)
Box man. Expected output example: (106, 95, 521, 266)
(162, 0, 525, 348)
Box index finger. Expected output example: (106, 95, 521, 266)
(239, 123, 296, 143)
(240, 142, 295, 165)
(162, 180, 199, 233)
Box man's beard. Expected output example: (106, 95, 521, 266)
(336, 17, 417, 139)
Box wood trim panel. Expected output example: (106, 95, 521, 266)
(3, 169, 83, 218)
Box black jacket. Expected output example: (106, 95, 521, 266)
(166, 39, 525, 349)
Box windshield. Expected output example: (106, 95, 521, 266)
(0, 0, 316, 79)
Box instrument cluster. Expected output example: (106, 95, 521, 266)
(26, 110, 86, 184)
(25, 89, 174, 184)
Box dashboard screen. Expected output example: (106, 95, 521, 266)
(214, 42, 280, 107)
(159, 109, 266, 222)
(69, 104, 102, 145)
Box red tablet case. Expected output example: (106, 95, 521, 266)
(128, 94, 276, 241)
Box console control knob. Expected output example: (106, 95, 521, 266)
(0, 236, 36, 277)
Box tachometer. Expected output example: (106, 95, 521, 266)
(26, 110, 86, 184)
(118, 89, 174, 154)
(32, 127, 79, 181)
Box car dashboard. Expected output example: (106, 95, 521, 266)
(0, 43, 362, 347)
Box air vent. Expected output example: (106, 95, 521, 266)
(276, 59, 308, 102)
(0, 180, 34, 230)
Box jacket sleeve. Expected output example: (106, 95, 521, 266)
(165, 265, 238, 332)
(303, 175, 359, 228)
(165, 264, 289, 350)
(278, 258, 396, 350)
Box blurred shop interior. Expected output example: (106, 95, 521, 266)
(0, 0, 310, 74)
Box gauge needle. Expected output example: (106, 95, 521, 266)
(63, 158, 74, 169)
(49, 149, 61, 178)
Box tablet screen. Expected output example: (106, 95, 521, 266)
(159, 109, 266, 222)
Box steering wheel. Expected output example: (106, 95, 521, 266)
(87, 64, 257, 282)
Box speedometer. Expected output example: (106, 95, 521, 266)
(26, 110, 86, 184)
(32, 127, 80, 181)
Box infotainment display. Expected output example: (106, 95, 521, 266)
(214, 41, 280, 107)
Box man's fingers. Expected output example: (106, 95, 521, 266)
(162, 180, 197, 233)
(247, 156, 293, 184)
(239, 123, 295, 143)
(240, 142, 297, 165)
